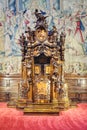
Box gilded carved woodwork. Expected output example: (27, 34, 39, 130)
(17, 9, 69, 113)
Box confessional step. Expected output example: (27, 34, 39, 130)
(16, 98, 69, 114)
(24, 103, 59, 114)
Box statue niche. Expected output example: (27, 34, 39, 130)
(17, 9, 69, 113)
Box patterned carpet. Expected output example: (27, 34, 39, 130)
(0, 102, 87, 130)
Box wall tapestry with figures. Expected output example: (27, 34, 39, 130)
(0, 0, 87, 75)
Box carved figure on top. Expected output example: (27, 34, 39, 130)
(25, 27, 35, 43)
(34, 9, 48, 29)
(60, 32, 66, 46)
(48, 26, 58, 43)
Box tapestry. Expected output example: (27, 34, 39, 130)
(0, 0, 87, 75)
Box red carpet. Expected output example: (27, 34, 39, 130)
(0, 102, 87, 130)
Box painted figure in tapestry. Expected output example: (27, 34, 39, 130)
(0, 0, 87, 75)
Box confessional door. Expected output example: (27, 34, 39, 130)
(33, 54, 52, 103)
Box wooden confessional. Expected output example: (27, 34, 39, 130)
(17, 9, 69, 113)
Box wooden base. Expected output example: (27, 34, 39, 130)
(16, 97, 70, 114)
(24, 109, 59, 114)
(24, 103, 59, 114)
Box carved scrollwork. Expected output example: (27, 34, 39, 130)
(18, 80, 30, 99)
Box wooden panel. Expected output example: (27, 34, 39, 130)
(0, 74, 21, 101)
(66, 76, 87, 103)
(0, 74, 87, 103)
